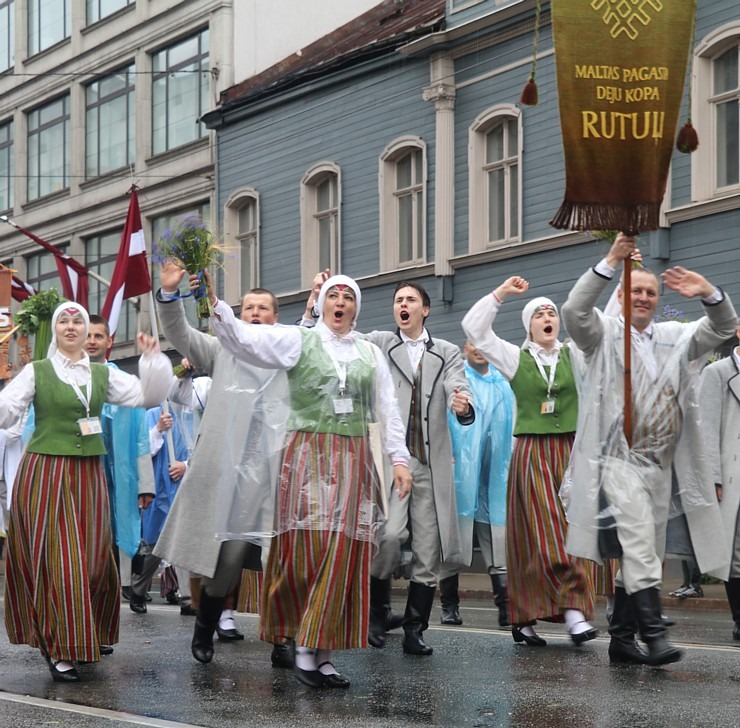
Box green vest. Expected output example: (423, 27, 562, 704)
(287, 330, 375, 436)
(510, 346, 578, 436)
(27, 359, 109, 456)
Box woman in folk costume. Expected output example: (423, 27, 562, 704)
(0, 302, 172, 682)
(205, 272, 412, 689)
(463, 277, 596, 646)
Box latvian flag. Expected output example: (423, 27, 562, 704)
(11, 275, 36, 302)
(101, 187, 152, 341)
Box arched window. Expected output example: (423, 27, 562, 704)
(379, 137, 427, 272)
(469, 105, 521, 252)
(224, 189, 259, 303)
(301, 163, 340, 288)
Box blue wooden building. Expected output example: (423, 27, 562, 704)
(204, 0, 740, 347)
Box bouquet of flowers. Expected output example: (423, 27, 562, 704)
(154, 215, 221, 318)
(15, 288, 67, 361)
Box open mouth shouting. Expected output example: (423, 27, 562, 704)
(400, 311, 410, 323)
(543, 324, 553, 335)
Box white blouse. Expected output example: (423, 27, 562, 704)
(210, 299, 410, 466)
(0, 350, 173, 431)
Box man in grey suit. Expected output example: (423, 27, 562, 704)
(563, 233, 736, 666)
(365, 281, 474, 656)
(700, 318, 740, 641)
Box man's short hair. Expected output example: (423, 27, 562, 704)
(88, 314, 110, 336)
(620, 266, 659, 285)
(243, 287, 279, 313)
(394, 281, 431, 310)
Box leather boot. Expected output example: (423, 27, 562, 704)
(439, 575, 462, 625)
(191, 590, 226, 664)
(490, 574, 509, 627)
(608, 587, 647, 664)
(368, 577, 402, 648)
(724, 578, 740, 640)
(402, 582, 435, 655)
(630, 587, 682, 666)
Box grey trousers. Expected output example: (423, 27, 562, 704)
(201, 539, 263, 598)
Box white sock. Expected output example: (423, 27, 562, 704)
(294, 646, 316, 671)
(54, 660, 75, 672)
(606, 595, 615, 618)
(519, 625, 539, 638)
(564, 609, 593, 634)
(219, 609, 236, 631)
(316, 649, 338, 675)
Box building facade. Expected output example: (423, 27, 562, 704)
(204, 0, 740, 346)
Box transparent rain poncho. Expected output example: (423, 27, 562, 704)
(565, 311, 722, 569)
(210, 321, 407, 547)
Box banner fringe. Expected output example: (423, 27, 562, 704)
(549, 201, 661, 235)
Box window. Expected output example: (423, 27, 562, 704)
(379, 138, 426, 272)
(86, 230, 138, 342)
(27, 96, 70, 200)
(26, 245, 67, 293)
(1, 0, 14, 72)
(301, 164, 340, 287)
(223, 188, 260, 303)
(28, 0, 70, 56)
(0, 120, 12, 212)
(151, 202, 211, 328)
(152, 30, 210, 155)
(86, 65, 136, 178)
(711, 46, 739, 190)
(87, 0, 133, 25)
(469, 105, 521, 251)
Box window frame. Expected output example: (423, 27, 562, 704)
(0, 119, 12, 213)
(468, 104, 522, 253)
(300, 162, 341, 288)
(27, 95, 71, 201)
(0, 0, 14, 72)
(85, 64, 136, 179)
(379, 137, 427, 273)
(28, 0, 71, 56)
(86, 0, 133, 25)
(151, 29, 210, 156)
(224, 188, 260, 304)
(25, 244, 68, 294)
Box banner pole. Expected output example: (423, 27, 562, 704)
(623, 257, 632, 447)
(148, 289, 176, 463)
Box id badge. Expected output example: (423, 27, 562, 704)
(77, 416, 103, 436)
(333, 398, 354, 415)
(540, 400, 555, 415)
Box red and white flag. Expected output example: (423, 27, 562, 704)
(101, 188, 152, 340)
(11, 275, 37, 302)
(8, 222, 89, 308)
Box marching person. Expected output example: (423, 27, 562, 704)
(563, 233, 736, 666)
(463, 278, 597, 648)
(0, 302, 171, 682)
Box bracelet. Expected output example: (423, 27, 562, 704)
(492, 291, 502, 304)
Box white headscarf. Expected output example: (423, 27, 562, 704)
(316, 275, 362, 331)
(521, 296, 558, 348)
(47, 302, 90, 358)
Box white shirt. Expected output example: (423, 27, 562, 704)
(400, 328, 430, 372)
(0, 350, 173, 431)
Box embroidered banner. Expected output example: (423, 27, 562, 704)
(0, 267, 12, 379)
(550, 0, 697, 233)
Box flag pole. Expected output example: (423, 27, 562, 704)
(148, 288, 176, 463)
(623, 243, 633, 447)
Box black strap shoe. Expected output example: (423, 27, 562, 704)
(216, 625, 245, 641)
(47, 659, 80, 683)
(129, 594, 147, 614)
(271, 643, 294, 669)
(317, 663, 351, 688)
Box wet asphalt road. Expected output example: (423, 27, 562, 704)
(1, 596, 740, 728)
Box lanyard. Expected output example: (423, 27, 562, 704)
(533, 349, 559, 399)
(64, 371, 93, 418)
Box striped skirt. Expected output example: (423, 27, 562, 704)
(4, 453, 120, 662)
(506, 433, 594, 625)
(259, 430, 378, 649)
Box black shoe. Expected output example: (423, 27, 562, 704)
(121, 586, 133, 601)
(368, 577, 400, 648)
(402, 632, 433, 655)
(661, 614, 676, 627)
(145, 594, 152, 602)
(568, 624, 598, 646)
(47, 659, 80, 683)
(180, 604, 198, 616)
(129, 594, 147, 614)
(99, 645, 114, 656)
(292, 645, 323, 688)
(165, 590, 179, 605)
(734, 622, 740, 641)
(402, 582, 436, 656)
(512, 626, 546, 646)
(608, 637, 648, 665)
(440, 604, 462, 625)
(491, 574, 510, 627)
(630, 588, 683, 666)
(385, 611, 404, 631)
(271, 643, 294, 669)
(317, 663, 351, 689)
(191, 591, 226, 664)
(216, 625, 245, 641)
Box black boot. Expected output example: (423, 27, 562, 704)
(439, 575, 462, 625)
(608, 587, 647, 664)
(490, 574, 509, 627)
(191, 591, 226, 664)
(630, 587, 682, 666)
(724, 578, 740, 640)
(368, 577, 402, 648)
(402, 582, 435, 655)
